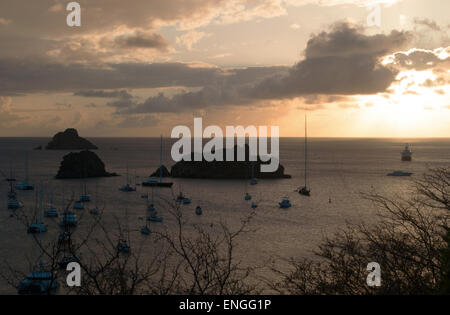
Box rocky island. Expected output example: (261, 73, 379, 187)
(46, 128, 98, 150)
(170, 144, 291, 179)
(56, 150, 118, 179)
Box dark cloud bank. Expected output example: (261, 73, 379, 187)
(0, 22, 421, 113)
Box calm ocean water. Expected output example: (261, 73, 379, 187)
(0, 137, 449, 293)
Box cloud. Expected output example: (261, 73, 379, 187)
(249, 22, 411, 97)
(386, 47, 450, 71)
(74, 90, 133, 99)
(117, 115, 160, 128)
(0, 96, 24, 127)
(413, 18, 441, 31)
(0, 61, 225, 95)
(0, 96, 11, 111)
(0, 17, 11, 25)
(112, 22, 413, 114)
(114, 31, 168, 50)
(339, 103, 360, 109)
(176, 30, 209, 50)
(304, 23, 411, 59)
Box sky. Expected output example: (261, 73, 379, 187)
(0, 0, 449, 137)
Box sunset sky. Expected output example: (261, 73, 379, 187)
(0, 0, 449, 137)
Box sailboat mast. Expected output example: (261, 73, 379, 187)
(25, 154, 29, 182)
(39, 183, 43, 271)
(159, 135, 163, 184)
(304, 115, 307, 188)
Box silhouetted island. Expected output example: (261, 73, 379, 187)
(56, 150, 118, 179)
(46, 128, 98, 150)
(170, 144, 291, 179)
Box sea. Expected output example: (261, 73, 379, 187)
(0, 137, 449, 294)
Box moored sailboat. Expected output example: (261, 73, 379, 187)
(298, 115, 311, 197)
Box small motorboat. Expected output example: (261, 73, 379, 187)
(195, 206, 203, 216)
(16, 180, 34, 191)
(44, 207, 59, 218)
(387, 170, 413, 177)
(140, 225, 151, 235)
(119, 184, 136, 192)
(7, 199, 23, 210)
(73, 202, 84, 210)
(245, 193, 252, 201)
(183, 198, 191, 205)
(147, 213, 163, 223)
(117, 240, 130, 254)
(27, 222, 48, 234)
(79, 194, 91, 202)
(250, 178, 258, 185)
(147, 203, 156, 212)
(17, 271, 58, 295)
(251, 202, 258, 209)
(60, 213, 77, 227)
(279, 198, 292, 209)
(142, 177, 173, 188)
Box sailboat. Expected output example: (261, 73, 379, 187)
(5, 162, 16, 182)
(19, 185, 58, 295)
(7, 198, 23, 210)
(6, 164, 17, 199)
(79, 182, 91, 202)
(142, 136, 173, 188)
(147, 187, 156, 212)
(117, 208, 131, 253)
(60, 191, 77, 227)
(27, 186, 48, 234)
(147, 209, 163, 223)
(16, 154, 34, 191)
(57, 224, 79, 269)
(250, 162, 258, 185)
(177, 188, 191, 204)
(89, 181, 100, 215)
(120, 163, 136, 192)
(8, 181, 17, 199)
(298, 115, 311, 197)
(279, 197, 292, 209)
(145, 187, 162, 222)
(140, 193, 151, 235)
(44, 191, 59, 218)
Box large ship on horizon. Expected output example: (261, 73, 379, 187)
(401, 144, 412, 161)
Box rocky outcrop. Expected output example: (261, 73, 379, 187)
(150, 165, 171, 177)
(56, 150, 117, 179)
(46, 128, 97, 150)
(170, 144, 291, 179)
